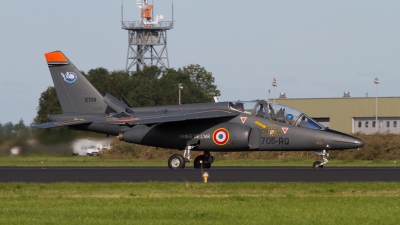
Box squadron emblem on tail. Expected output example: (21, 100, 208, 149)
(61, 72, 77, 83)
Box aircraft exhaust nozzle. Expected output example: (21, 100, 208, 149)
(118, 126, 151, 144)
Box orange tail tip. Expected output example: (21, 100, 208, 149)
(45, 51, 68, 63)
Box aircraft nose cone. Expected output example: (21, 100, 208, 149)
(323, 129, 364, 150)
(354, 138, 364, 148)
(333, 135, 364, 149)
(343, 136, 364, 148)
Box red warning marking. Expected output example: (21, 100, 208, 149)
(282, 127, 289, 134)
(240, 117, 247, 124)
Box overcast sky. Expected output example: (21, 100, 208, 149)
(1, 0, 400, 124)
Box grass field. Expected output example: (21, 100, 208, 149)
(0, 182, 399, 224)
(0, 155, 398, 167)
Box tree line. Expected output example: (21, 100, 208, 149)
(0, 119, 31, 145)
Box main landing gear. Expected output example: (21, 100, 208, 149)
(313, 146, 330, 169)
(168, 145, 194, 169)
(168, 154, 186, 169)
(167, 145, 215, 169)
(193, 151, 215, 169)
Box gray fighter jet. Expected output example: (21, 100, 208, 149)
(32, 51, 364, 169)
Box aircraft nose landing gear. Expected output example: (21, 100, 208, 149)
(313, 146, 330, 169)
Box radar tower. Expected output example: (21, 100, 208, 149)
(121, 0, 174, 72)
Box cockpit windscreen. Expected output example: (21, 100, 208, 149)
(269, 103, 325, 130)
(229, 101, 325, 130)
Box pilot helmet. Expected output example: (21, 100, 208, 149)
(286, 114, 293, 120)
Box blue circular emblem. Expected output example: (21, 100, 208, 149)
(286, 114, 293, 120)
(61, 72, 77, 83)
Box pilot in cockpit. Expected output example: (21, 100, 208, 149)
(285, 114, 294, 124)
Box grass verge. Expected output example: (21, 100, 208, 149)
(0, 182, 399, 224)
(0, 155, 399, 167)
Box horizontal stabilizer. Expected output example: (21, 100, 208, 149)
(31, 120, 92, 129)
(99, 109, 239, 126)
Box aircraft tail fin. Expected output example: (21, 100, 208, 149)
(45, 51, 107, 114)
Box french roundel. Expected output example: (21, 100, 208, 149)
(213, 128, 229, 145)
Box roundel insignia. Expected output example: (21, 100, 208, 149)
(213, 128, 229, 145)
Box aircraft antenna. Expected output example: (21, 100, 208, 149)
(121, 1, 123, 23)
(121, 0, 174, 72)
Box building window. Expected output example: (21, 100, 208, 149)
(372, 121, 376, 128)
(386, 121, 390, 128)
(394, 121, 398, 128)
(365, 121, 369, 128)
(358, 121, 361, 128)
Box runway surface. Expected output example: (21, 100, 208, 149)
(0, 166, 399, 182)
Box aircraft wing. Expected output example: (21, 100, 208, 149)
(100, 109, 240, 126)
(31, 119, 92, 129)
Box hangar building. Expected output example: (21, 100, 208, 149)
(272, 95, 400, 134)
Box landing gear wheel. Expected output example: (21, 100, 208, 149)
(313, 161, 323, 169)
(194, 155, 211, 169)
(313, 148, 330, 168)
(168, 154, 186, 169)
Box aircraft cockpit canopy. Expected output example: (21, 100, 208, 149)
(228, 101, 255, 115)
(229, 101, 325, 130)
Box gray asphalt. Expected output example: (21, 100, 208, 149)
(0, 167, 399, 182)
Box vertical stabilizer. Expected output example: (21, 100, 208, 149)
(45, 51, 107, 113)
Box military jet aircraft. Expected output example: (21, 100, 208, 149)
(32, 51, 364, 169)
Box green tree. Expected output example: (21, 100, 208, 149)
(126, 66, 163, 107)
(33, 86, 62, 124)
(0, 123, 4, 144)
(3, 122, 14, 138)
(182, 64, 220, 101)
(157, 65, 220, 105)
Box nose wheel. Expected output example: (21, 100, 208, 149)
(312, 161, 323, 169)
(313, 148, 329, 169)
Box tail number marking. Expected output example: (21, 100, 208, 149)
(261, 137, 289, 145)
(85, 97, 96, 102)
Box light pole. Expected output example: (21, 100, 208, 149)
(374, 77, 379, 133)
(272, 78, 277, 103)
(178, 83, 183, 105)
